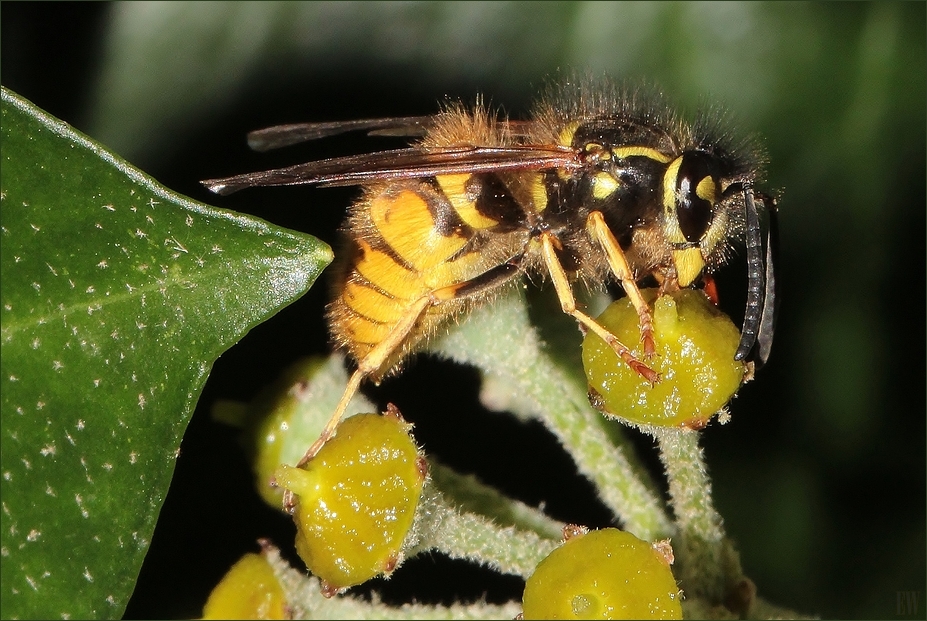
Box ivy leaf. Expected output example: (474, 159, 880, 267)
(0, 87, 332, 619)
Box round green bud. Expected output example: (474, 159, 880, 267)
(274, 410, 426, 590)
(522, 528, 682, 620)
(201, 552, 287, 620)
(582, 289, 746, 429)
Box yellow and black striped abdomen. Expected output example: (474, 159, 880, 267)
(328, 174, 526, 377)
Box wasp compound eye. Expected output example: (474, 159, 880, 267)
(674, 151, 719, 244)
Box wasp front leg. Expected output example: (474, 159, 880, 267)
(539, 231, 659, 384)
(585, 211, 657, 358)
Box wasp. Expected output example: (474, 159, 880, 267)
(203, 77, 778, 463)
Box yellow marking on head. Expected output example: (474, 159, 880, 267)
(672, 248, 705, 287)
(436, 174, 498, 230)
(662, 156, 686, 244)
(696, 176, 717, 203)
(592, 171, 620, 200)
(701, 206, 729, 256)
(369, 190, 468, 272)
(612, 146, 673, 164)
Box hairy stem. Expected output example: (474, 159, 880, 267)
(652, 426, 742, 603)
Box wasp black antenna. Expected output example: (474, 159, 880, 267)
(735, 187, 777, 365)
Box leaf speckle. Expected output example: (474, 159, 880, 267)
(74, 494, 89, 518)
(2, 86, 330, 618)
(80, 458, 93, 483)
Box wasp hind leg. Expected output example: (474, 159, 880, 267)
(540, 230, 659, 384)
(295, 295, 433, 470)
(295, 255, 527, 471)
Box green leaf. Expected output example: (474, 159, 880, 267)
(0, 87, 332, 619)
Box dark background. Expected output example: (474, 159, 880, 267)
(3, 2, 924, 619)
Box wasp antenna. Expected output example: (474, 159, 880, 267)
(754, 197, 779, 366)
(735, 187, 767, 362)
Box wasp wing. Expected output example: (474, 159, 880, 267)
(246, 116, 538, 151)
(246, 116, 436, 151)
(202, 145, 581, 195)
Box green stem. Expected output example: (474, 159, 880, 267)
(652, 426, 742, 603)
(427, 460, 564, 541)
(429, 288, 673, 541)
(407, 480, 560, 579)
(266, 544, 523, 620)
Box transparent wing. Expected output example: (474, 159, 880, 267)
(246, 116, 435, 151)
(202, 144, 582, 195)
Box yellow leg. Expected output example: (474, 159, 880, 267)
(586, 211, 657, 357)
(293, 253, 530, 475)
(295, 295, 434, 470)
(540, 232, 659, 384)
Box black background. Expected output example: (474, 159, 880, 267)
(3, 3, 924, 619)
